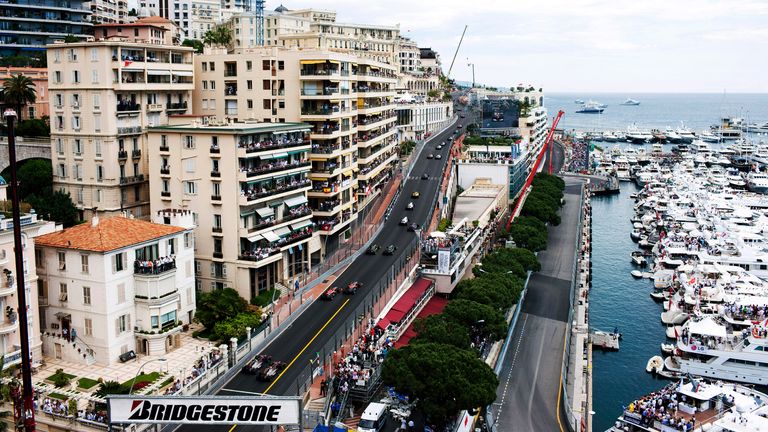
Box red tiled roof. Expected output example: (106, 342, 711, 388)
(36, 216, 185, 253)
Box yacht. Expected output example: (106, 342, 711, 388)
(574, 99, 585, 104)
(608, 378, 768, 432)
(751, 144, 768, 165)
(746, 170, 768, 194)
(726, 168, 746, 189)
(740, 121, 768, 133)
(614, 155, 631, 181)
(575, 101, 604, 114)
(707, 167, 729, 187)
(664, 127, 682, 143)
(676, 122, 696, 143)
(699, 129, 720, 143)
(626, 124, 653, 144)
(620, 98, 640, 106)
(602, 130, 617, 142)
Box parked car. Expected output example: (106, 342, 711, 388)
(408, 223, 419, 232)
(366, 244, 381, 255)
(344, 281, 363, 294)
(400, 216, 408, 225)
(321, 286, 340, 300)
(383, 245, 397, 255)
(406, 202, 414, 210)
(411, 191, 420, 199)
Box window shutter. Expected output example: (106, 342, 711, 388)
(112, 255, 116, 273)
(222, 264, 227, 277)
(210, 262, 215, 277)
(127, 315, 131, 331)
(115, 318, 120, 336)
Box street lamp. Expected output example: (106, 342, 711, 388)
(4, 108, 36, 431)
(128, 358, 167, 395)
(466, 60, 475, 88)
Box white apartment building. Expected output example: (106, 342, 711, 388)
(396, 36, 420, 75)
(47, 19, 194, 221)
(0, 212, 58, 372)
(35, 213, 196, 366)
(193, 47, 399, 251)
(395, 101, 453, 142)
(189, 0, 221, 40)
(89, 0, 129, 24)
(147, 120, 315, 301)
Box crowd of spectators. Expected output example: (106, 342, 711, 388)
(622, 383, 699, 431)
(134, 256, 176, 274)
(565, 139, 590, 173)
(164, 349, 224, 395)
(240, 178, 309, 201)
(239, 158, 307, 176)
(238, 135, 307, 152)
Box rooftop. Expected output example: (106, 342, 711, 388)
(36, 216, 185, 253)
(149, 121, 311, 134)
(452, 183, 505, 226)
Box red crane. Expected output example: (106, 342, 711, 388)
(506, 110, 565, 230)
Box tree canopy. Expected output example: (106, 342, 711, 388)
(182, 39, 204, 54)
(195, 288, 248, 331)
(509, 216, 548, 251)
(16, 158, 52, 199)
(211, 311, 263, 341)
(382, 342, 498, 425)
(410, 314, 471, 350)
(203, 26, 232, 46)
(1, 74, 36, 116)
(442, 299, 507, 341)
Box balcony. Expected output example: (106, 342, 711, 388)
(239, 247, 281, 262)
(118, 150, 128, 160)
(240, 161, 311, 179)
(160, 144, 170, 152)
(161, 191, 171, 198)
(120, 174, 145, 185)
(147, 103, 164, 112)
(134, 257, 176, 276)
(117, 126, 142, 135)
(116, 101, 140, 113)
(210, 145, 220, 154)
(212, 227, 223, 234)
(238, 138, 309, 154)
(213, 251, 224, 259)
(166, 101, 188, 112)
(211, 194, 222, 201)
(211, 170, 221, 178)
(160, 165, 171, 175)
(0, 318, 18, 335)
(300, 67, 340, 77)
(225, 84, 238, 96)
(240, 180, 311, 203)
(132, 149, 142, 158)
(246, 207, 312, 234)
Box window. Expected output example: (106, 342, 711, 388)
(184, 135, 195, 149)
(72, 116, 81, 130)
(246, 80, 253, 90)
(117, 283, 125, 303)
(209, 99, 216, 109)
(81, 255, 89, 273)
(262, 80, 270, 90)
(202, 81, 208, 90)
(210, 80, 215, 90)
(58, 251, 66, 270)
(94, 113, 102, 131)
(113, 252, 125, 272)
(162, 179, 169, 193)
(151, 316, 159, 329)
(83, 286, 91, 305)
(246, 60, 252, 70)
(184, 181, 197, 195)
(278, 100, 285, 109)
(202, 99, 208, 109)
(95, 139, 102, 157)
(202, 62, 207, 72)
(262, 60, 270, 70)
(91, 47, 98, 61)
(95, 164, 103, 181)
(96, 189, 102, 202)
(57, 163, 66, 178)
(59, 283, 68, 301)
(72, 70, 80, 84)
(54, 71, 62, 84)
(247, 99, 253, 109)
(67, 48, 78, 62)
(74, 164, 82, 180)
(73, 139, 82, 155)
(213, 214, 222, 229)
(56, 138, 64, 154)
(55, 93, 63, 107)
(54, 50, 61, 63)
(83, 318, 93, 336)
(185, 233, 192, 248)
(116, 313, 130, 334)
(184, 158, 196, 172)
(91, 69, 99, 83)
(92, 94, 100, 109)
(263, 100, 271, 109)
(209, 61, 215, 71)
(278, 60, 284, 70)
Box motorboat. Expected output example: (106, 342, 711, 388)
(574, 99, 585, 104)
(626, 124, 653, 144)
(651, 129, 666, 143)
(726, 168, 746, 189)
(620, 98, 640, 106)
(650, 291, 668, 302)
(664, 127, 682, 143)
(699, 129, 720, 143)
(746, 170, 768, 194)
(575, 101, 604, 114)
(630, 230, 643, 242)
(676, 122, 696, 143)
(631, 251, 647, 265)
(660, 343, 675, 355)
(631, 270, 643, 278)
(645, 355, 664, 374)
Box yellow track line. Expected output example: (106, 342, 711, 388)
(227, 299, 350, 431)
(556, 327, 568, 432)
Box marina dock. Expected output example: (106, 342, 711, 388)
(590, 331, 620, 350)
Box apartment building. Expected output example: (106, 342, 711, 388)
(193, 47, 398, 252)
(0, 67, 49, 120)
(0, 0, 92, 54)
(0, 211, 58, 372)
(396, 36, 420, 75)
(395, 101, 453, 142)
(188, 0, 221, 40)
(90, 0, 129, 24)
(147, 120, 315, 301)
(35, 212, 196, 365)
(47, 17, 194, 221)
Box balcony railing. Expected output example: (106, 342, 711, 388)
(117, 102, 140, 112)
(160, 166, 170, 174)
(160, 144, 170, 152)
(239, 247, 280, 262)
(211, 194, 222, 201)
(166, 101, 188, 111)
(300, 68, 339, 76)
(241, 180, 311, 202)
(134, 257, 175, 275)
(210, 145, 220, 154)
(238, 139, 309, 153)
(117, 126, 142, 135)
(241, 161, 310, 178)
(211, 170, 221, 178)
(161, 191, 171, 197)
(120, 174, 145, 185)
(147, 103, 164, 112)
(132, 149, 142, 158)
(247, 207, 312, 233)
(212, 227, 223, 233)
(118, 150, 128, 160)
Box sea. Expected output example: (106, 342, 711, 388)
(542, 93, 768, 432)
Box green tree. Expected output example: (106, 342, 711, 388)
(426, 89, 440, 99)
(182, 39, 204, 54)
(203, 26, 232, 46)
(195, 288, 248, 331)
(410, 315, 471, 350)
(94, 380, 127, 398)
(14, 159, 52, 200)
(509, 218, 548, 251)
(455, 277, 516, 310)
(381, 343, 498, 425)
(1, 74, 36, 119)
(27, 190, 79, 227)
(437, 218, 450, 232)
(64, 34, 79, 43)
(442, 299, 507, 341)
(13, 118, 49, 137)
(211, 311, 263, 341)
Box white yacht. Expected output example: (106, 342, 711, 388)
(676, 122, 696, 143)
(747, 170, 768, 194)
(699, 129, 720, 143)
(751, 144, 768, 165)
(726, 168, 746, 189)
(614, 155, 631, 181)
(664, 127, 682, 144)
(626, 124, 653, 144)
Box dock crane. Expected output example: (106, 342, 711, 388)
(506, 110, 565, 230)
(447, 25, 468, 78)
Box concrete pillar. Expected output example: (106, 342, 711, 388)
(246, 327, 252, 351)
(219, 343, 228, 369)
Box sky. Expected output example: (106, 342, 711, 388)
(263, 0, 768, 93)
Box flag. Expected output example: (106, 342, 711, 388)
(674, 327, 679, 339)
(124, 60, 132, 67)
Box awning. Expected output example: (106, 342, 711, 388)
(259, 154, 276, 160)
(300, 60, 326, 65)
(288, 150, 308, 155)
(262, 230, 280, 243)
(328, 60, 340, 65)
(240, 206, 257, 217)
(256, 207, 274, 218)
(171, 70, 193, 77)
(148, 70, 171, 76)
(247, 233, 264, 243)
(290, 220, 313, 231)
(375, 317, 390, 330)
(284, 195, 308, 207)
(273, 152, 289, 158)
(122, 66, 144, 72)
(274, 226, 291, 237)
(55, 312, 71, 320)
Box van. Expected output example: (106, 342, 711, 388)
(357, 402, 388, 432)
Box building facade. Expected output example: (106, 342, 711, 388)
(0, 0, 92, 55)
(0, 212, 58, 372)
(89, 0, 129, 24)
(0, 67, 49, 120)
(147, 120, 315, 301)
(47, 19, 194, 221)
(395, 101, 453, 142)
(35, 213, 196, 365)
(193, 47, 399, 251)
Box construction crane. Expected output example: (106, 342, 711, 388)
(506, 110, 565, 230)
(447, 25, 468, 78)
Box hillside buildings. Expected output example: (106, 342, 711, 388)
(0, 67, 49, 120)
(0, 0, 92, 55)
(0, 211, 58, 372)
(47, 17, 194, 221)
(35, 212, 196, 365)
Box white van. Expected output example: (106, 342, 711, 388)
(357, 402, 388, 432)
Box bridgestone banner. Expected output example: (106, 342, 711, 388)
(108, 396, 301, 425)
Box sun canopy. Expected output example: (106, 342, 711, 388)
(688, 316, 727, 338)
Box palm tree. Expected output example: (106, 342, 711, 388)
(1, 74, 37, 120)
(203, 25, 232, 46)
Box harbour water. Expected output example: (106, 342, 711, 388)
(589, 181, 669, 431)
(545, 93, 768, 133)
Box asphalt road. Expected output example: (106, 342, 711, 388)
(177, 113, 470, 432)
(493, 147, 584, 431)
